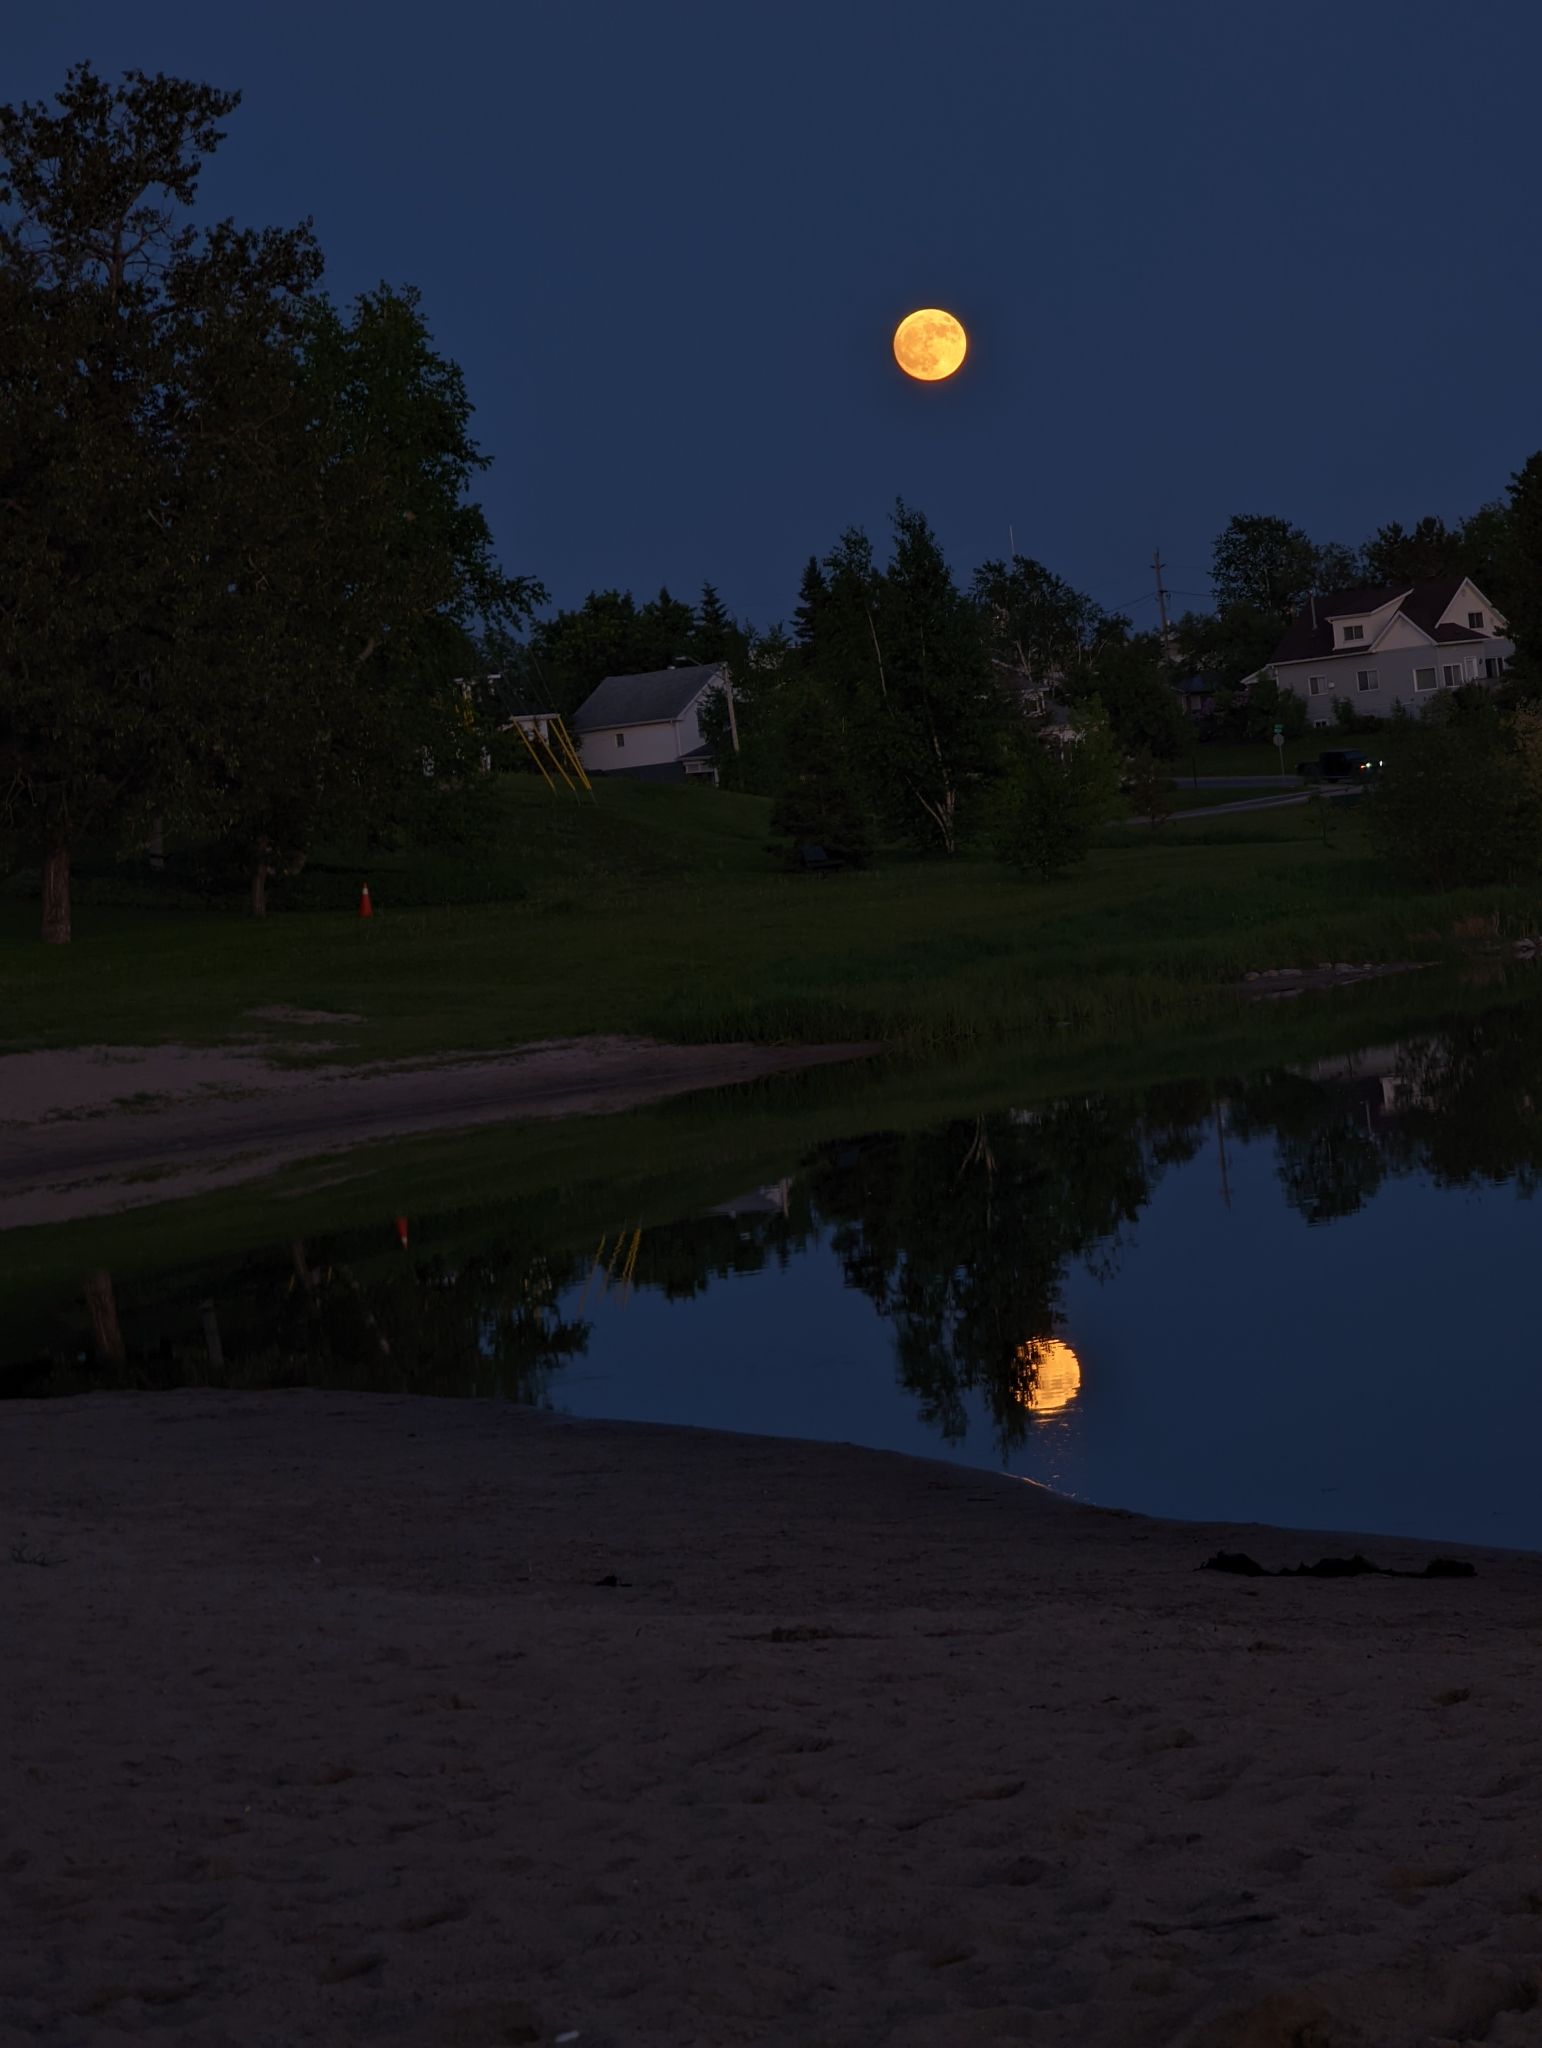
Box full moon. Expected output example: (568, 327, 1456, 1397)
(893, 307, 967, 382)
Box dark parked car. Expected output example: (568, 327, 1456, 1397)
(1295, 749, 1383, 782)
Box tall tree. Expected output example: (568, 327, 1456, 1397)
(1210, 513, 1323, 620)
(1502, 453, 1542, 673)
(767, 667, 874, 867)
(528, 584, 698, 717)
(186, 283, 541, 912)
(865, 503, 1006, 855)
(1360, 515, 1467, 588)
(691, 582, 736, 663)
(1312, 539, 1364, 590)
(972, 554, 1112, 690)
(1075, 627, 1188, 758)
(0, 63, 319, 941)
(1457, 500, 1514, 608)
(792, 555, 827, 656)
(1173, 603, 1280, 689)
(699, 624, 790, 794)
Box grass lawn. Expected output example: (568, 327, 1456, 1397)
(3, 775, 1537, 1061)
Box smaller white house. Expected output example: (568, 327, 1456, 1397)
(1254, 578, 1513, 728)
(570, 663, 728, 781)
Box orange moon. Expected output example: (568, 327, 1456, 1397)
(893, 307, 967, 382)
(1014, 1337, 1083, 1415)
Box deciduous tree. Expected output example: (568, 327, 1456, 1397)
(1211, 513, 1323, 620)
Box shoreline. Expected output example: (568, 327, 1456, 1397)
(0, 1034, 879, 1227)
(6, 1390, 1542, 2046)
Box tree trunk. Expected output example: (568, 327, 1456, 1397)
(199, 1300, 225, 1369)
(147, 817, 165, 871)
(250, 845, 271, 919)
(41, 841, 71, 945)
(84, 1270, 125, 1366)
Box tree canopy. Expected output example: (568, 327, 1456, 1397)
(0, 63, 541, 938)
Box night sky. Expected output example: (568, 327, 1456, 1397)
(11, 1, 1542, 631)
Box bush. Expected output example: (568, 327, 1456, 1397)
(992, 730, 1122, 879)
(1369, 700, 1539, 887)
(1332, 695, 1384, 735)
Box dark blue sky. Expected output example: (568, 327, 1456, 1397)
(13, 1, 1542, 630)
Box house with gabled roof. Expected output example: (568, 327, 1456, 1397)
(570, 662, 729, 781)
(1254, 578, 1513, 727)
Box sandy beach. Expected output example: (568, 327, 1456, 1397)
(4, 1392, 1541, 2046)
(0, 1035, 876, 1227)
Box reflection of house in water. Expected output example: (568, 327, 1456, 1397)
(710, 1180, 792, 1222)
(1295, 1043, 1428, 1131)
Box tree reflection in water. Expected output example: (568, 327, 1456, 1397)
(17, 1005, 1542, 1445)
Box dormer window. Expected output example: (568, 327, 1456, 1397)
(1468, 610, 1484, 629)
(1341, 623, 1365, 642)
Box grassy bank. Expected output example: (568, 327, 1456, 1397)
(3, 776, 1539, 1061)
(9, 960, 1541, 1373)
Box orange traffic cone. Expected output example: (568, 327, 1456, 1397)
(358, 883, 373, 919)
(394, 1215, 409, 1250)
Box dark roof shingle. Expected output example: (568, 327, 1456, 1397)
(1271, 579, 1478, 664)
(571, 664, 724, 733)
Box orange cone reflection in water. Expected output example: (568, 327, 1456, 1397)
(1013, 1337, 1082, 1415)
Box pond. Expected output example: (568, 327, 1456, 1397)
(8, 1003, 1542, 1552)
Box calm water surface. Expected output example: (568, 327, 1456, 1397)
(10, 1011, 1542, 1550)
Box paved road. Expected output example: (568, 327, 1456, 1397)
(1175, 774, 1302, 789)
(1120, 786, 1364, 825)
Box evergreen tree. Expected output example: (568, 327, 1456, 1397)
(649, 585, 697, 664)
(767, 671, 873, 868)
(1502, 453, 1542, 675)
(528, 585, 702, 716)
(699, 625, 789, 795)
(692, 582, 734, 662)
(864, 502, 1005, 855)
(792, 555, 827, 657)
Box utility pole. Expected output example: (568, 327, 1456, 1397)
(723, 666, 740, 753)
(1152, 548, 1173, 663)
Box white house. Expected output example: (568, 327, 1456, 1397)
(570, 663, 728, 781)
(1257, 578, 1513, 727)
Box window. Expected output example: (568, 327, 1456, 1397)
(1414, 667, 1437, 692)
(1308, 674, 1329, 697)
(1342, 623, 1365, 642)
(1442, 663, 1464, 688)
(1468, 610, 1484, 629)
(615, 731, 625, 748)
(1356, 669, 1379, 693)
(1484, 655, 1507, 679)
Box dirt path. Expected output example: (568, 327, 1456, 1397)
(0, 1036, 878, 1228)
